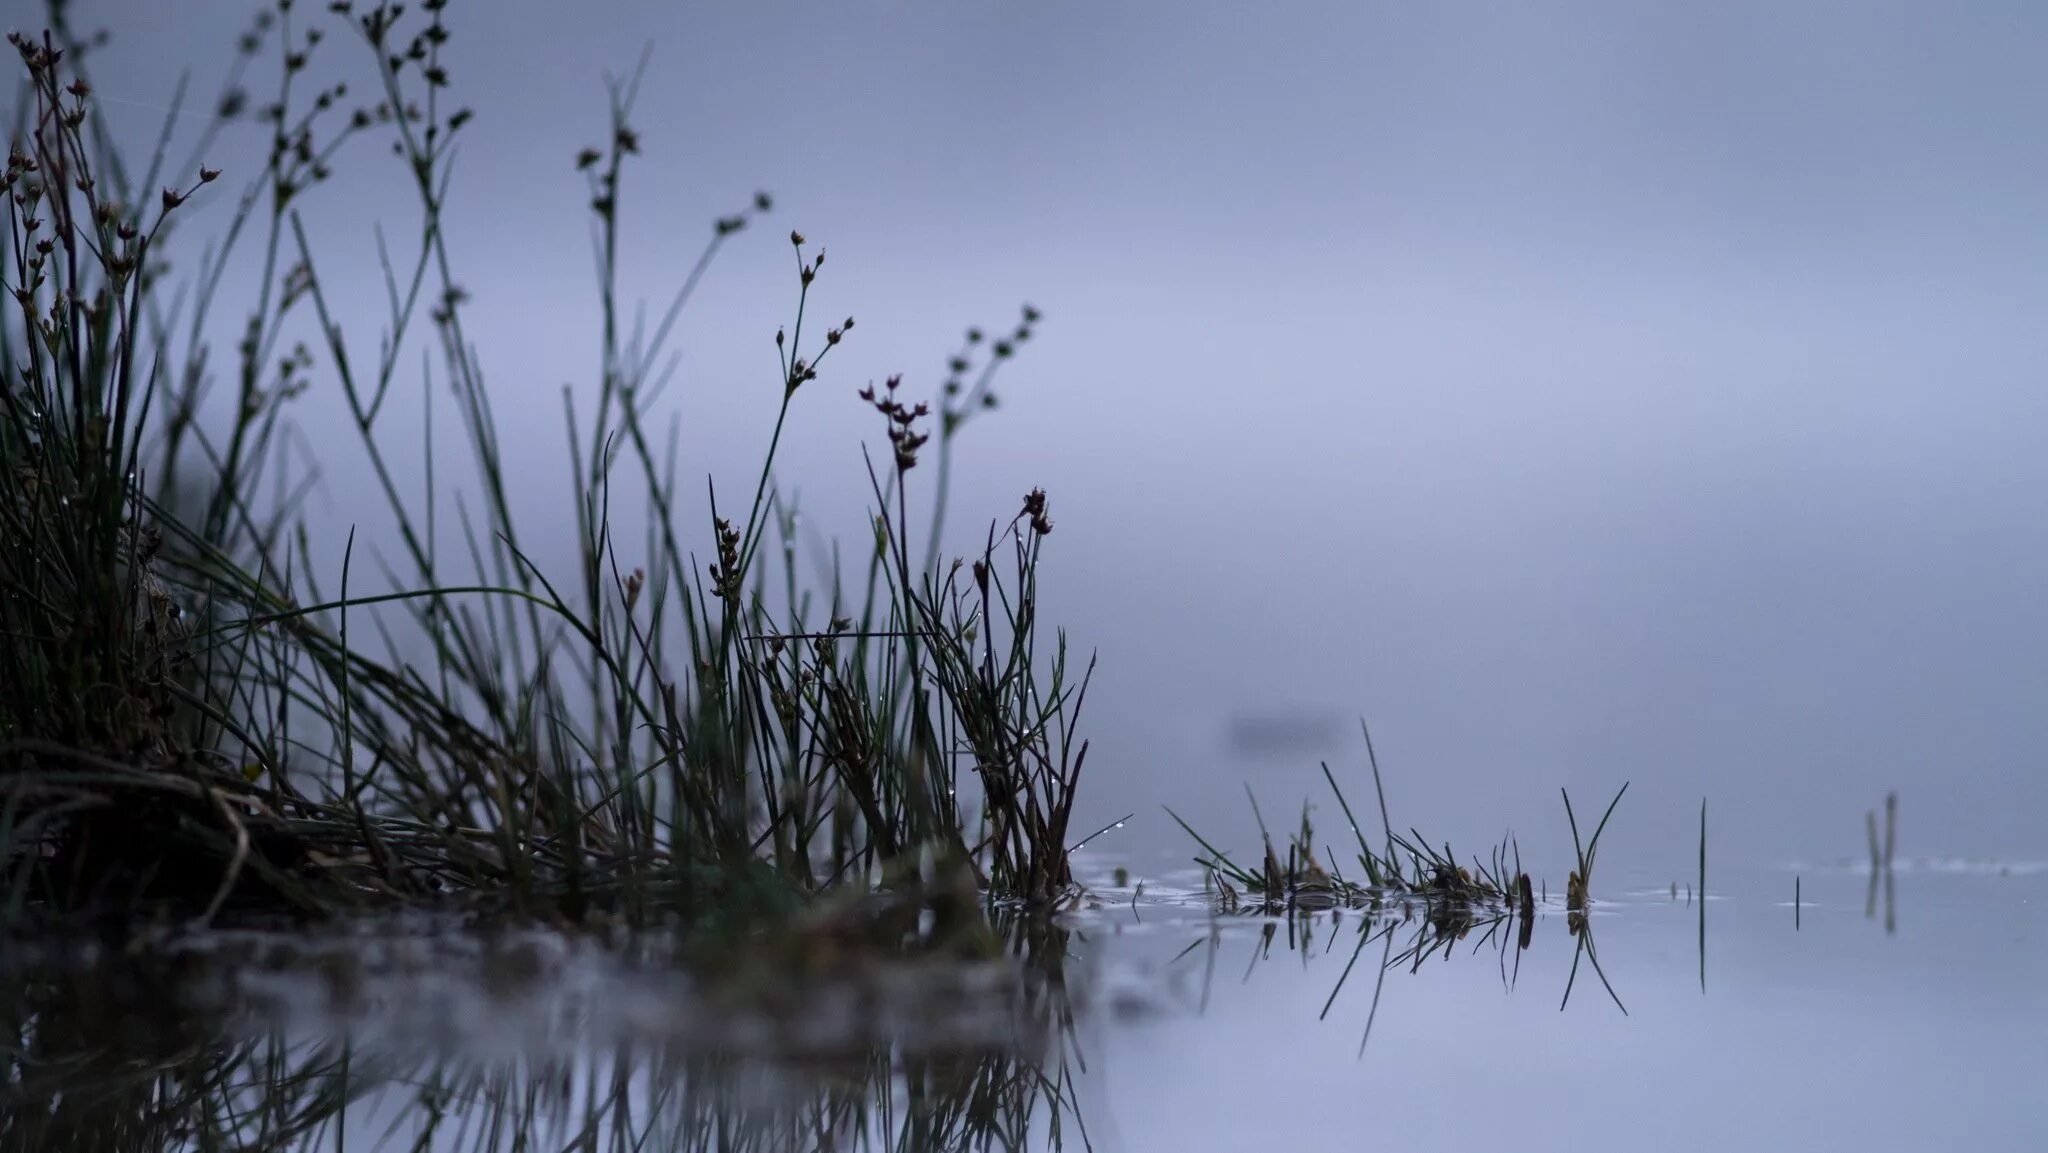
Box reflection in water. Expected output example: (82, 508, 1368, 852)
(1564, 907, 1627, 1016)
(1867, 858, 1899, 935)
(0, 913, 1091, 1153)
(6, 864, 2027, 1151)
(1176, 891, 1627, 1059)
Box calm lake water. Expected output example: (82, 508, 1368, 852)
(7, 849, 2040, 1151)
(1081, 855, 2045, 1151)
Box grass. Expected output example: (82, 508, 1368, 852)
(1563, 779, 1630, 911)
(1, 0, 1649, 1037)
(1173, 856, 1631, 1057)
(1171, 719, 1626, 928)
(1171, 729, 1630, 1019)
(1167, 719, 1633, 1016)
(1, 4, 1088, 934)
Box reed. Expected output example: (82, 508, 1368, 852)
(1, 4, 1086, 933)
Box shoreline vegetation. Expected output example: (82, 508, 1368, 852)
(1, 7, 1647, 1144)
(1, 2, 1626, 955)
(2, 4, 1087, 941)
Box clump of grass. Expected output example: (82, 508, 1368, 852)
(1174, 722, 1547, 920)
(0, 4, 1088, 933)
(1173, 720, 1626, 934)
(1562, 779, 1629, 911)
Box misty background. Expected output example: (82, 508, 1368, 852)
(50, 0, 2048, 877)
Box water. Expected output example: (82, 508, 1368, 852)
(1084, 857, 2045, 1150)
(6, 853, 2040, 1151)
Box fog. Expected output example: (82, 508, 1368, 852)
(55, 0, 2048, 874)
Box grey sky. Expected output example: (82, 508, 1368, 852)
(49, 1, 2048, 871)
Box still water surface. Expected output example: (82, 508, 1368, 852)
(1085, 856, 2043, 1151)
(5, 854, 2040, 1151)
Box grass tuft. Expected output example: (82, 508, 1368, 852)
(1561, 780, 1629, 911)
(1, 7, 1086, 934)
(1171, 720, 1612, 928)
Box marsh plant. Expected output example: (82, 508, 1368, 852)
(0, 2, 1090, 933)
(1172, 721, 1626, 924)
(1166, 723, 1633, 1023)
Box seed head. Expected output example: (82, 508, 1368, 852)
(1021, 488, 1053, 535)
(623, 567, 645, 614)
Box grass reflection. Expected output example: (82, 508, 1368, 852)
(1175, 888, 1629, 1062)
(0, 909, 1091, 1153)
